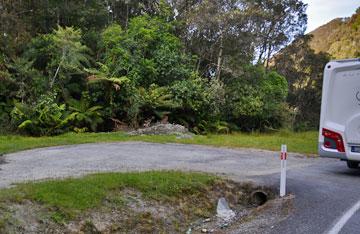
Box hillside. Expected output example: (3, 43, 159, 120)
(309, 8, 360, 59)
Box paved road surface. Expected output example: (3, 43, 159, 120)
(1, 142, 359, 233)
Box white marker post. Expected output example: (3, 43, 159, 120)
(280, 144, 287, 197)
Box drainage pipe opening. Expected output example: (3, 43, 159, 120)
(250, 190, 268, 206)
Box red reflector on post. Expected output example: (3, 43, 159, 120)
(322, 128, 345, 152)
(280, 152, 287, 160)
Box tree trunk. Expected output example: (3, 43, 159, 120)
(265, 43, 273, 71)
(50, 50, 65, 88)
(258, 21, 276, 65)
(51, 63, 61, 88)
(196, 57, 201, 74)
(257, 39, 267, 64)
(216, 33, 224, 80)
(125, 3, 129, 29)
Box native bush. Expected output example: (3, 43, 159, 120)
(224, 65, 289, 131)
(10, 93, 68, 136)
(0, 10, 306, 135)
(169, 74, 225, 130)
(100, 16, 193, 88)
(64, 92, 104, 132)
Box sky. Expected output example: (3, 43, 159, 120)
(303, 0, 359, 32)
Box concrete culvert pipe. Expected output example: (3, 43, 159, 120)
(250, 190, 268, 206)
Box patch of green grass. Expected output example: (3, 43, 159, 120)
(0, 171, 216, 217)
(0, 132, 129, 155)
(50, 210, 68, 224)
(184, 130, 318, 155)
(0, 212, 11, 230)
(0, 130, 318, 155)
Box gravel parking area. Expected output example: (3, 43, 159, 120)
(0, 142, 319, 188)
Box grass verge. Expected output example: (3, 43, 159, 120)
(0, 130, 318, 155)
(0, 171, 273, 233)
(0, 171, 215, 216)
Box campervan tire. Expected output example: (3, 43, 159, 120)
(346, 160, 359, 169)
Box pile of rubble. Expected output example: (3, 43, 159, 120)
(128, 123, 193, 138)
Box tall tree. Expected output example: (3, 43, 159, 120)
(106, 0, 162, 27)
(273, 35, 330, 129)
(174, 0, 307, 79)
(180, 0, 254, 79)
(246, 0, 307, 68)
(0, 0, 33, 55)
(48, 26, 90, 89)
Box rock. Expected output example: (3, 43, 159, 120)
(92, 220, 109, 232)
(186, 227, 192, 234)
(128, 123, 192, 137)
(201, 228, 215, 233)
(216, 197, 236, 222)
(176, 133, 193, 139)
(219, 223, 229, 229)
(203, 218, 211, 223)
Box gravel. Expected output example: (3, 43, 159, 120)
(128, 123, 191, 136)
(3, 142, 358, 233)
(0, 142, 319, 188)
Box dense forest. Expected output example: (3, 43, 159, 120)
(309, 8, 360, 59)
(0, 0, 351, 136)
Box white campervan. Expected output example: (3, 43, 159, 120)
(319, 58, 360, 168)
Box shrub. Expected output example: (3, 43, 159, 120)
(100, 16, 193, 88)
(65, 92, 103, 132)
(10, 93, 68, 136)
(224, 65, 289, 131)
(169, 74, 225, 130)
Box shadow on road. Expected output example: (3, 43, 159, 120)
(332, 168, 360, 177)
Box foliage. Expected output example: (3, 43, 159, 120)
(23, 34, 54, 75)
(169, 74, 225, 129)
(0, 53, 10, 80)
(247, 0, 307, 67)
(10, 93, 68, 136)
(9, 91, 105, 135)
(178, 0, 307, 77)
(23, 26, 90, 93)
(138, 84, 178, 122)
(0, 53, 13, 102)
(7, 58, 46, 103)
(65, 92, 103, 132)
(100, 17, 193, 88)
(224, 65, 288, 131)
(85, 63, 130, 118)
(48, 26, 90, 88)
(0, 100, 13, 134)
(195, 120, 230, 135)
(273, 35, 330, 130)
(0, 54, 13, 133)
(309, 9, 360, 59)
(95, 16, 196, 128)
(0, 0, 326, 134)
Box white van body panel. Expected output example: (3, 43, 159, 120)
(319, 58, 360, 161)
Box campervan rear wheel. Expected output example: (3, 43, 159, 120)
(346, 161, 359, 169)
